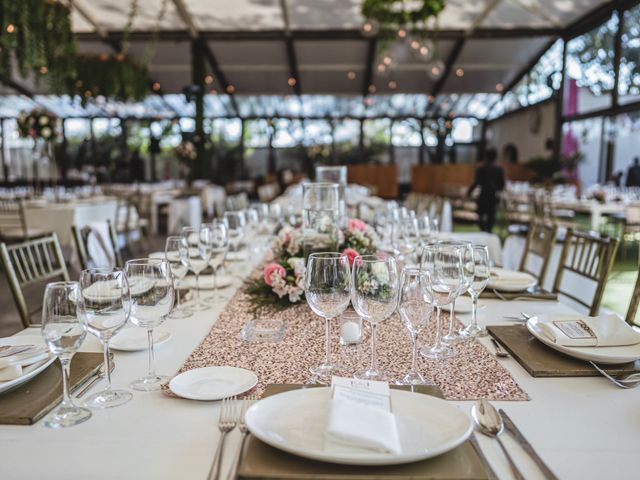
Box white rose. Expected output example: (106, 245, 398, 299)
(41, 127, 52, 138)
(39, 116, 49, 126)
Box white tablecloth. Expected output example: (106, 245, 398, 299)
(1, 249, 637, 479)
(23, 198, 117, 250)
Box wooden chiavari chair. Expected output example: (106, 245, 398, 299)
(71, 220, 123, 271)
(552, 229, 619, 316)
(0, 234, 69, 328)
(518, 221, 558, 285)
(626, 264, 640, 326)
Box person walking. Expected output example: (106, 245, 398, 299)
(467, 148, 505, 232)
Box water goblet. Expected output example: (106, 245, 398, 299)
(165, 236, 192, 319)
(181, 225, 212, 311)
(78, 268, 133, 408)
(125, 258, 174, 391)
(420, 243, 463, 360)
(305, 252, 351, 381)
(460, 245, 491, 338)
(351, 253, 399, 381)
(398, 267, 435, 385)
(41, 281, 92, 428)
(201, 220, 230, 303)
(441, 241, 474, 344)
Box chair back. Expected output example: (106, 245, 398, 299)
(552, 228, 619, 316)
(0, 199, 26, 238)
(71, 220, 122, 271)
(519, 221, 558, 284)
(0, 233, 69, 328)
(626, 264, 640, 326)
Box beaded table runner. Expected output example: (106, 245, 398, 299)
(164, 287, 529, 401)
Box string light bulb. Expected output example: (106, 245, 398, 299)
(455, 67, 464, 77)
(287, 77, 297, 87)
(151, 82, 161, 91)
(347, 71, 356, 80)
(496, 83, 504, 92)
(226, 85, 235, 94)
(205, 75, 214, 85)
(388, 80, 397, 90)
(361, 19, 380, 37)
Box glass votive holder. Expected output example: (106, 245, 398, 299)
(339, 311, 363, 346)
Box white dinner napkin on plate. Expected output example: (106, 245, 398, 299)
(326, 397, 402, 454)
(536, 314, 640, 347)
(490, 268, 536, 285)
(0, 349, 49, 381)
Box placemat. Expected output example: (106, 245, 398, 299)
(237, 383, 495, 480)
(480, 286, 557, 301)
(487, 325, 640, 377)
(164, 284, 529, 401)
(0, 352, 103, 425)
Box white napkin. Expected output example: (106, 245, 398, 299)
(0, 349, 49, 381)
(536, 314, 640, 347)
(326, 397, 402, 454)
(490, 268, 536, 285)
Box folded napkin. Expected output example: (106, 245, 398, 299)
(0, 348, 49, 381)
(536, 314, 640, 347)
(490, 268, 536, 285)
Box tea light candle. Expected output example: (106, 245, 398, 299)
(340, 320, 361, 343)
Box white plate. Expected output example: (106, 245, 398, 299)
(180, 274, 233, 290)
(110, 329, 171, 352)
(527, 315, 640, 364)
(487, 268, 537, 292)
(169, 366, 258, 401)
(0, 336, 55, 394)
(226, 251, 248, 262)
(245, 387, 473, 466)
(454, 296, 486, 313)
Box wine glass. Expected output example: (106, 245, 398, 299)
(201, 220, 229, 303)
(397, 267, 435, 385)
(125, 258, 174, 391)
(181, 225, 212, 312)
(77, 269, 132, 408)
(165, 236, 192, 319)
(441, 241, 474, 344)
(351, 253, 399, 381)
(305, 252, 351, 381)
(41, 281, 92, 428)
(420, 243, 463, 360)
(460, 245, 491, 338)
(224, 211, 246, 256)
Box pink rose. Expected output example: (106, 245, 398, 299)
(263, 263, 286, 286)
(348, 218, 367, 232)
(342, 248, 360, 267)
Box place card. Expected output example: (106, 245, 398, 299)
(331, 376, 390, 411)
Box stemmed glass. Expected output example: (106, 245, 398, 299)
(304, 252, 351, 380)
(201, 220, 229, 303)
(420, 243, 463, 360)
(398, 267, 435, 385)
(460, 245, 491, 338)
(351, 253, 399, 381)
(77, 269, 132, 408)
(41, 282, 92, 428)
(441, 241, 474, 344)
(181, 225, 212, 312)
(125, 258, 174, 391)
(165, 236, 192, 319)
(224, 211, 246, 258)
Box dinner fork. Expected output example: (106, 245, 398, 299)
(589, 362, 640, 389)
(227, 396, 258, 480)
(207, 396, 237, 480)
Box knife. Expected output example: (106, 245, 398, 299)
(468, 434, 497, 480)
(499, 409, 558, 480)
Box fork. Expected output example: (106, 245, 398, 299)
(227, 396, 258, 480)
(589, 361, 640, 389)
(207, 396, 238, 480)
(0, 345, 37, 358)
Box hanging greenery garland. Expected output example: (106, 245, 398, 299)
(71, 54, 149, 103)
(0, 0, 76, 89)
(362, 0, 446, 30)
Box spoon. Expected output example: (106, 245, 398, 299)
(472, 399, 525, 480)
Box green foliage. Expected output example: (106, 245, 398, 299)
(362, 0, 446, 27)
(0, 0, 76, 89)
(70, 54, 149, 104)
(244, 277, 297, 317)
(525, 152, 584, 183)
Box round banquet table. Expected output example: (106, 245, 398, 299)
(0, 253, 637, 480)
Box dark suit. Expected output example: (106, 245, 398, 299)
(626, 165, 640, 187)
(467, 163, 505, 232)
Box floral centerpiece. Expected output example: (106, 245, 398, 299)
(17, 109, 57, 140)
(245, 218, 376, 314)
(174, 140, 197, 181)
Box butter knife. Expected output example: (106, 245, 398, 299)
(499, 409, 558, 480)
